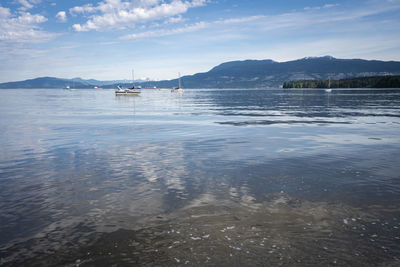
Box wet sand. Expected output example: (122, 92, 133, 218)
(3, 193, 400, 266)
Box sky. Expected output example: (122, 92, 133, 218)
(0, 0, 400, 82)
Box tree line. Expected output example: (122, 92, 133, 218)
(283, 75, 400, 88)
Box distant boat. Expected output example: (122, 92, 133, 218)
(115, 69, 141, 96)
(325, 77, 332, 92)
(64, 79, 75, 90)
(171, 73, 184, 93)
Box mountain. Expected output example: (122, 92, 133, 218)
(136, 56, 400, 88)
(0, 77, 152, 89)
(0, 77, 137, 89)
(0, 77, 94, 89)
(2, 56, 400, 89)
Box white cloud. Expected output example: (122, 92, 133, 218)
(18, 0, 33, 10)
(69, 4, 96, 15)
(119, 1, 400, 42)
(121, 21, 207, 39)
(164, 15, 184, 24)
(71, 0, 207, 32)
(323, 4, 339, 9)
(218, 15, 264, 24)
(304, 6, 320, 11)
(120, 15, 265, 40)
(0, 6, 11, 18)
(304, 3, 339, 11)
(230, 3, 400, 36)
(17, 0, 42, 11)
(0, 5, 55, 43)
(56, 11, 67, 22)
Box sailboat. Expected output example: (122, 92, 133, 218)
(325, 77, 332, 93)
(115, 70, 141, 96)
(64, 79, 72, 90)
(64, 80, 75, 90)
(171, 73, 184, 93)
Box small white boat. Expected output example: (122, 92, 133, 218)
(64, 79, 75, 90)
(325, 77, 332, 92)
(115, 85, 141, 95)
(115, 69, 141, 96)
(171, 88, 184, 93)
(171, 73, 184, 93)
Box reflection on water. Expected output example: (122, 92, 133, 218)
(1, 88, 400, 265)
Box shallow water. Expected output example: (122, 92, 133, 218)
(1, 88, 400, 265)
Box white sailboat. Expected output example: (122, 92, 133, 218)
(325, 77, 332, 93)
(115, 69, 141, 96)
(64, 79, 73, 90)
(171, 73, 184, 93)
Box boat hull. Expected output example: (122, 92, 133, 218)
(115, 91, 140, 96)
(171, 88, 184, 93)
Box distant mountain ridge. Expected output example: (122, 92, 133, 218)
(0, 77, 90, 89)
(0, 77, 137, 89)
(1, 56, 400, 89)
(137, 56, 400, 88)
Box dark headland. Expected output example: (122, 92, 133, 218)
(283, 75, 400, 88)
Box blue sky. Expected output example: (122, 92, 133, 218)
(0, 0, 400, 82)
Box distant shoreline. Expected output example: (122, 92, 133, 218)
(2, 56, 400, 89)
(283, 75, 400, 89)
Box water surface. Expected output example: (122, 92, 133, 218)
(1, 88, 400, 265)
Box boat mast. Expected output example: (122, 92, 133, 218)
(132, 69, 135, 89)
(178, 72, 181, 89)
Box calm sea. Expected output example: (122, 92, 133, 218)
(1, 88, 400, 265)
